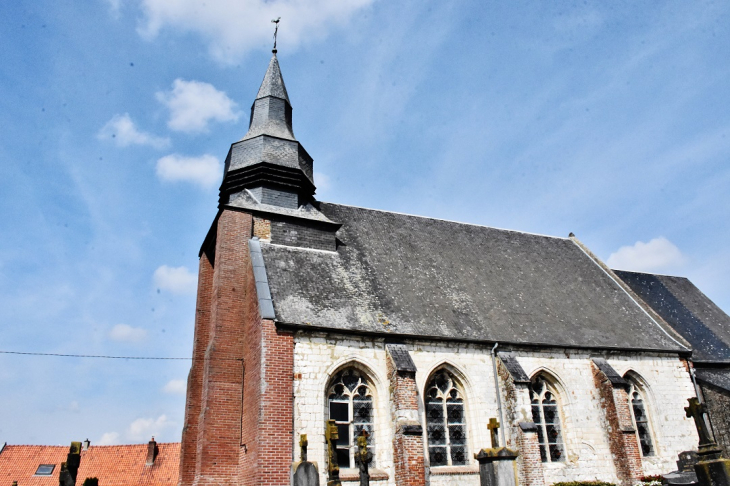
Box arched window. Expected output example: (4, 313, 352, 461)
(626, 377, 655, 457)
(530, 374, 565, 463)
(327, 368, 375, 468)
(425, 369, 468, 466)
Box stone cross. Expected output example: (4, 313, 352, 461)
(355, 430, 373, 486)
(685, 397, 716, 447)
(488, 418, 500, 448)
(293, 434, 319, 486)
(325, 420, 341, 486)
(300, 434, 308, 462)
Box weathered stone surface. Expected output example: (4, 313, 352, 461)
(293, 334, 699, 485)
(293, 462, 320, 486)
(695, 458, 730, 486)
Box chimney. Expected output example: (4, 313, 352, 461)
(82, 439, 90, 451)
(145, 437, 159, 466)
(59, 442, 82, 486)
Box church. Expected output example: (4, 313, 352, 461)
(177, 50, 730, 486)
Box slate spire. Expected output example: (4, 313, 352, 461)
(220, 51, 316, 209)
(242, 52, 295, 141)
(256, 53, 289, 102)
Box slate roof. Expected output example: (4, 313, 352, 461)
(0, 442, 180, 486)
(615, 270, 730, 362)
(255, 53, 289, 102)
(260, 203, 690, 352)
(694, 368, 730, 393)
(228, 190, 336, 224)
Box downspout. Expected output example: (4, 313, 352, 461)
(688, 359, 706, 404)
(491, 343, 506, 447)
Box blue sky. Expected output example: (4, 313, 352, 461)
(1, 0, 728, 445)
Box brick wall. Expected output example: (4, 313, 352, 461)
(700, 383, 730, 457)
(178, 250, 214, 486)
(517, 428, 545, 486)
(253, 217, 271, 240)
(269, 218, 336, 251)
(179, 209, 295, 486)
(497, 359, 544, 486)
(191, 210, 251, 485)
(386, 353, 426, 486)
(591, 362, 643, 485)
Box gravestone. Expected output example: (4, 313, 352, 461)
(663, 451, 699, 486)
(679, 452, 700, 472)
(292, 435, 319, 486)
(683, 398, 730, 486)
(475, 418, 519, 486)
(354, 430, 373, 486)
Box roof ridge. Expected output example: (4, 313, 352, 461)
(613, 268, 688, 279)
(320, 201, 571, 240)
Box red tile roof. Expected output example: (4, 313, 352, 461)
(0, 444, 68, 485)
(0, 442, 180, 486)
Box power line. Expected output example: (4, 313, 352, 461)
(0, 350, 191, 360)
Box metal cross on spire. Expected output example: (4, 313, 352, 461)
(271, 17, 281, 53)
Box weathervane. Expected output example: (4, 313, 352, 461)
(271, 17, 281, 52)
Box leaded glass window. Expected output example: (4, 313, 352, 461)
(628, 382, 654, 456)
(426, 370, 468, 466)
(327, 368, 375, 468)
(530, 375, 565, 463)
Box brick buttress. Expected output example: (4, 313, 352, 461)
(179, 209, 294, 486)
(591, 358, 643, 486)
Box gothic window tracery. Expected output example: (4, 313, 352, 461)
(425, 369, 468, 466)
(627, 379, 655, 456)
(530, 374, 565, 463)
(327, 368, 375, 468)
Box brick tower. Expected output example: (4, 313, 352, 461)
(178, 50, 332, 486)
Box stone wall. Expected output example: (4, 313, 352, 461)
(700, 383, 730, 457)
(293, 333, 699, 486)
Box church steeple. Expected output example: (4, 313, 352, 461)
(219, 51, 316, 209)
(255, 53, 289, 102)
(242, 53, 294, 142)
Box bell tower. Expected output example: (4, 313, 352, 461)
(178, 50, 314, 486)
(220, 51, 316, 209)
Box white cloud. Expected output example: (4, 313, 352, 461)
(97, 113, 170, 149)
(163, 379, 187, 395)
(156, 79, 239, 133)
(108, 323, 148, 343)
(153, 265, 197, 294)
(607, 237, 686, 273)
(156, 154, 221, 189)
(127, 414, 175, 441)
(99, 432, 120, 445)
(137, 0, 374, 63)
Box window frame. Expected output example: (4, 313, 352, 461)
(625, 377, 656, 457)
(34, 464, 55, 476)
(424, 368, 469, 467)
(529, 374, 566, 464)
(326, 367, 375, 469)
